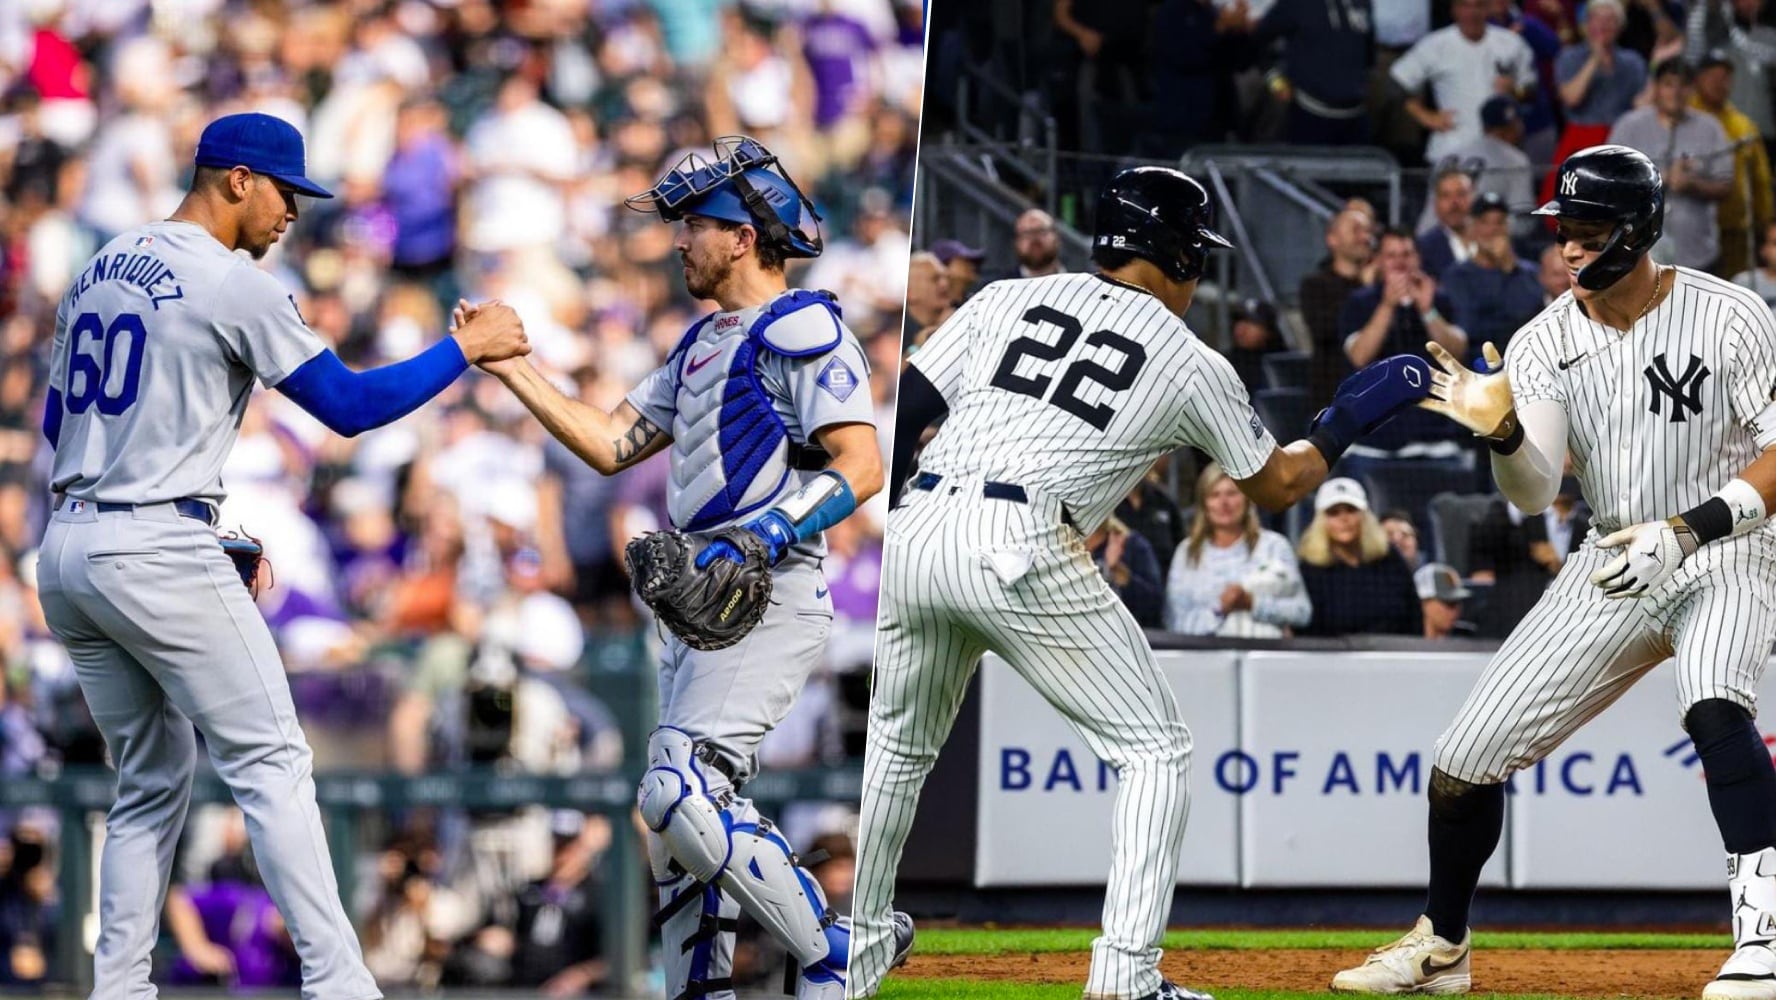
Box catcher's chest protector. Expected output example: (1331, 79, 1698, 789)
(668, 290, 843, 532)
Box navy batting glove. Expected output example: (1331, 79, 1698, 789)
(1308, 354, 1434, 466)
(694, 509, 798, 568)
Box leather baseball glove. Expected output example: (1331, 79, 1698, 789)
(625, 529, 773, 651)
(218, 530, 272, 598)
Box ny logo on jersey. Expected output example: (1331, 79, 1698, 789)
(1644, 353, 1710, 422)
(1560, 171, 1579, 196)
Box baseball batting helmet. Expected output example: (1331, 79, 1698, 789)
(1532, 144, 1664, 291)
(625, 136, 823, 258)
(1094, 166, 1233, 283)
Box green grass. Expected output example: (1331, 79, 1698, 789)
(878, 983, 1588, 1000)
(913, 927, 1726, 955)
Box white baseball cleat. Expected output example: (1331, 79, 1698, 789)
(1704, 943, 1776, 1000)
(1330, 916, 1471, 995)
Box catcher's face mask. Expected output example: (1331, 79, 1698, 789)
(625, 136, 824, 258)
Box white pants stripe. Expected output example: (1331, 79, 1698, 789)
(1438, 534, 1776, 783)
(850, 479, 1190, 999)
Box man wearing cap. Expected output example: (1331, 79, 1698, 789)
(928, 238, 986, 303)
(1691, 48, 1774, 278)
(1415, 562, 1476, 638)
(1610, 56, 1736, 270)
(473, 136, 885, 1000)
(1445, 96, 1538, 239)
(37, 112, 531, 1000)
(1442, 192, 1544, 359)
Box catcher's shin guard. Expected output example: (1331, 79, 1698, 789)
(637, 728, 847, 987)
(651, 838, 741, 1000)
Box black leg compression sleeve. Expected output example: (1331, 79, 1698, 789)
(1686, 699, 1776, 855)
(1424, 768, 1505, 943)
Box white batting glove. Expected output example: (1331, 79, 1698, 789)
(1588, 518, 1698, 598)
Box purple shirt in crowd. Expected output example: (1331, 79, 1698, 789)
(802, 13, 876, 127)
(382, 132, 458, 268)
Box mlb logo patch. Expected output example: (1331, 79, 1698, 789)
(134, 235, 154, 248)
(816, 357, 859, 402)
(1249, 413, 1263, 440)
(68, 500, 86, 513)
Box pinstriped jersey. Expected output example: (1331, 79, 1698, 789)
(909, 273, 1278, 532)
(1507, 266, 1776, 534)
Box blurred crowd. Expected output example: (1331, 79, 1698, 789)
(0, 0, 919, 992)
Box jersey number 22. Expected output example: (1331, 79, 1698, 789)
(989, 305, 1147, 430)
(65, 312, 147, 416)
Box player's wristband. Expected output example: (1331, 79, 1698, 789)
(1487, 415, 1524, 455)
(770, 469, 857, 543)
(1677, 478, 1767, 546)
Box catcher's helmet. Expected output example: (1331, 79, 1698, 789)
(1094, 166, 1233, 283)
(1532, 144, 1664, 291)
(625, 136, 823, 258)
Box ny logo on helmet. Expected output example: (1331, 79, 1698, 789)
(1560, 171, 1579, 196)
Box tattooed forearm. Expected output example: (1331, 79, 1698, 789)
(614, 415, 663, 464)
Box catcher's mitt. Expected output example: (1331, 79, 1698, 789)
(218, 530, 272, 598)
(625, 529, 773, 651)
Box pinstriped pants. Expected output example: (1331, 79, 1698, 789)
(1437, 532, 1776, 784)
(850, 478, 1191, 1000)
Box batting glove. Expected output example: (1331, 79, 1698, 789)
(695, 509, 796, 568)
(1589, 518, 1699, 598)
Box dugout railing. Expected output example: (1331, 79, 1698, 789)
(5, 765, 863, 995)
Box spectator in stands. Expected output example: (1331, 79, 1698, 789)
(1485, 0, 1564, 164)
(1469, 475, 1589, 635)
(1443, 192, 1544, 359)
(1733, 220, 1776, 306)
(1417, 163, 1476, 277)
(1610, 56, 1735, 271)
(1227, 297, 1288, 394)
(1300, 479, 1420, 639)
(1415, 563, 1476, 638)
(510, 812, 609, 995)
(992, 208, 1065, 281)
(1692, 49, 1775, 279)
(1686, 0, 1776, 159)
(1380, 509, 1425, 569)
(1147, 0, 1255, 154)
(1298, 478, 1424, 637)
(0, 826, 53, 987)
(905, 251, 954, 336)
(930, 238, 986, 302)
(1370, 0, 1436, 163)
(1054, 0, 1153, 153)
(1621, 0, 1687, 61)
(1445, 97, 1538, 238)
(1303, 207, 1376, 406)
(1250, 0, 1376, 144)
(1087, 517, 1165, 629)
(1116, 466, 1190, 570)
(1336, 228, 1470, 447)
(1165, 463, 1311, 637)
(1553, 0, 1648, 177)
(1390, 0, 1537, 164)
(1539, 242, 1574, 302)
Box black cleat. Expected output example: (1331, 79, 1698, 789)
(1137, 981, 1215, 1000)
(889, 911, 916, 970)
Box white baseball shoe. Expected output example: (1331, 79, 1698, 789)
(1705, 943, 1776, 1000)
(1330, 916, 1471, 995)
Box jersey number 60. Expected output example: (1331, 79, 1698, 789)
(989, 305, 1147, 431)
(66, 312, 147, 416)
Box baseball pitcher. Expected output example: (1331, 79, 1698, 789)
(37, 113, 529, 1000)
(849, 166, 1436, 1000)
(1332, 145, 1776, 999)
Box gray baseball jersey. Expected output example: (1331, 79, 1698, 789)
(49, 220, 327, 505)
(852, 273, 1276, 1000)
(1438, 267, 1776, 784)
(38, 219, 379, 1000)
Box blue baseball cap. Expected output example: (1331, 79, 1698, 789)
(194, 113, 332, 199)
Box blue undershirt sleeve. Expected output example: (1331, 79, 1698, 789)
(43, 388, 62, 449)
(274, 339, 469, 437)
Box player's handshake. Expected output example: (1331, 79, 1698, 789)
(447, 298, 531, 369)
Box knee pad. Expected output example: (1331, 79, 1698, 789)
(1428, 767, 1504, 821)
(637, 727, 733, 883)
(1686, 699, 1767, 785)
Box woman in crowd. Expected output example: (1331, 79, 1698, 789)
(1297, 478, 1422, 636)
(1164, 463, 1310, 637)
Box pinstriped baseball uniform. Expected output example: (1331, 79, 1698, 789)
(850, 274, 1277, 999)
(1437, 267, 1776, 784)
